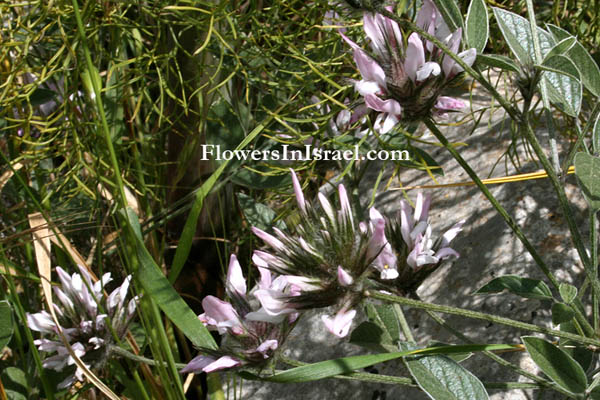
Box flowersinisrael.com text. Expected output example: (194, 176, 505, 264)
(200, 144, 411, 162)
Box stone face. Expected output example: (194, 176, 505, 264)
(235, 77, 588, 399)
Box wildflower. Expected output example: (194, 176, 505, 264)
(378, 192, 464, 294)
(250, 169, 383, 337)
(182, 254, 297, 374)
(341, 2, 476, 131)
(26, 266, 137, 389)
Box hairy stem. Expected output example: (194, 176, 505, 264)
(366, 290, 600, 347)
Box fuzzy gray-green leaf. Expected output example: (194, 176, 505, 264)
(547, 23, 600, 97)
(400, 343, 489, 400)
(522, 336, 587, 394)
(466, 0, 488, 52)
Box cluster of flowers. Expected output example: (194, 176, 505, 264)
(183, 169, 463, 373)
(340, 0, 476, 133)
(27, 266, 137, 388)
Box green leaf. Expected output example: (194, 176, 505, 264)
(366, 303, 401, 344)
(123, 209, 217, 350)
(593, 113, 600, 154)
(560, 321, 594, 372)
(476, 54, 520, 72)
(559, 283, 578, 304)
(432, 0, 464, 31)
(492, 8, 581, 115)
(240, 344, 517, 383)
(400, 343, 489, 400)
(542, 37, 577, 63)
(492, 8, 554, 66)
(0, 300, 13, 349)
(547, 24, 600, 97)
(349, 322, 397, 353)
(551, 303, 575, 325)
(574, 152, 600, 210)
(474, 275, 553, 300)
(466, 0, 488, 53)
(2, 367, 28, 400)
(237, 193, 286, 231)
(541, 55, 582, 116)
(522, 336, 587, 394)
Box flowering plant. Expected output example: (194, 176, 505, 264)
(341, 1, 476, 132)
(26, 266, 137, 389)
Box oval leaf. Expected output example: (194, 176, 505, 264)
(559, 283, 578, 304)
(474, 275, 553, 300)
(466, 0, 488, 52)
(492, 8, 554, 66)
(547, 23, 600, 97)
(522, 336, 587, 394)
(574, 152, 600, 210)
(400, 343, 489, 400)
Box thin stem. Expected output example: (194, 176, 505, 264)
(562, 102, 600, 173)
(393, 304, 415, 342)
(365, 290, 600, 347)
(593, 210, 599, 331)
(520, 114, 600, 303)
(423, 310, 575, 397)
(524, 0, 561, 173)
(109, 345, 187, 369)
(423, 118, 560, 290)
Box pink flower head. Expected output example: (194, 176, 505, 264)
(341, 4, 475, 126)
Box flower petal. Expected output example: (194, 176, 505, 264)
(226, 254, 247, 297)
(322, 309, 357, 337)
(290, 169, 307, 213)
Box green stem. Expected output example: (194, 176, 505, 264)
(593, 210, 599, 331)
(521, 114, 600, 304)
(71, 0, 128, 211)
(423, 118, 560, 290)
(366, 290, 600, 347)
(109, 345, 187, 369)
(562, 102, 600, 173)
(423, 310, 574, 397)
(524, 0, 561, 173)
(393, 304, 415, 343)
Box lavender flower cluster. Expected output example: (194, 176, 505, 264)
(182, 169, 462, 373)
